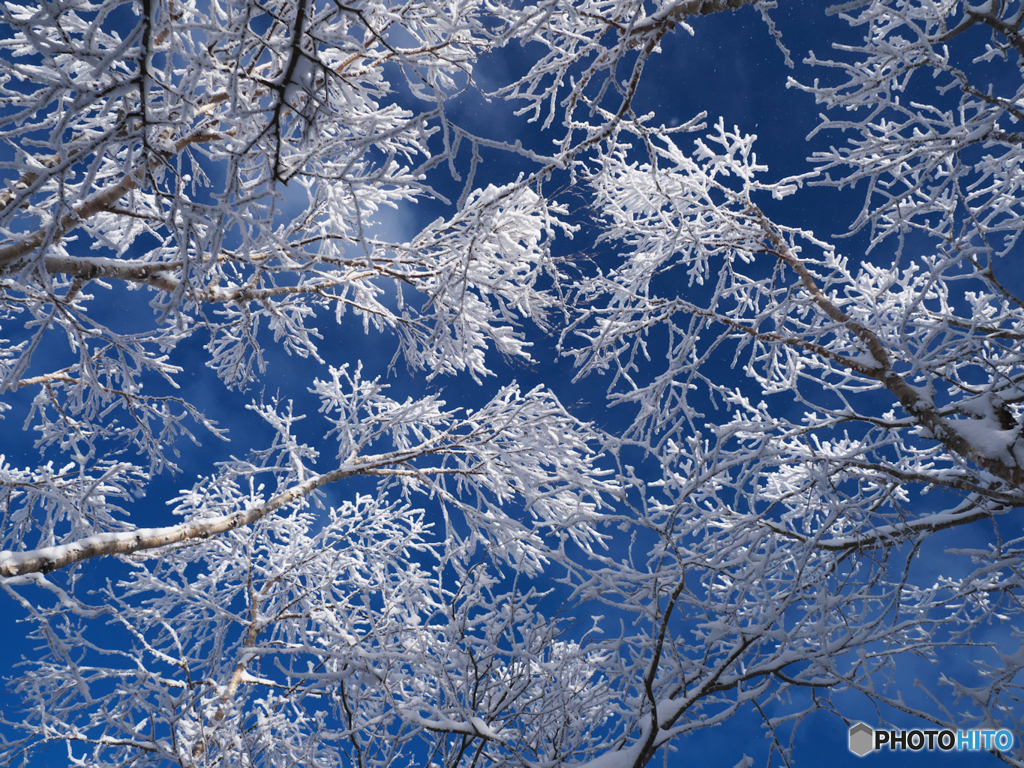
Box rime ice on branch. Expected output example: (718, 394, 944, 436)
(1, 2, 1024, 767)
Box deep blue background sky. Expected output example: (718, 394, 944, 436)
(1, 1, 1019, 765)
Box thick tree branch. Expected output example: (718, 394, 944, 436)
(755, 211, 1024, 491)
(0, 462, 353, 577)
(0, 438, 455, 577)
(0, 117, 226, 272)
(626, 0, 760, 40)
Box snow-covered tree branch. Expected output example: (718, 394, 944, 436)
(2, 0, 1024, 766)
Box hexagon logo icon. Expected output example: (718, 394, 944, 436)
(849, 722, 874, 757)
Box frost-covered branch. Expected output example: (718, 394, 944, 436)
(4, 1, 1024, 767)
